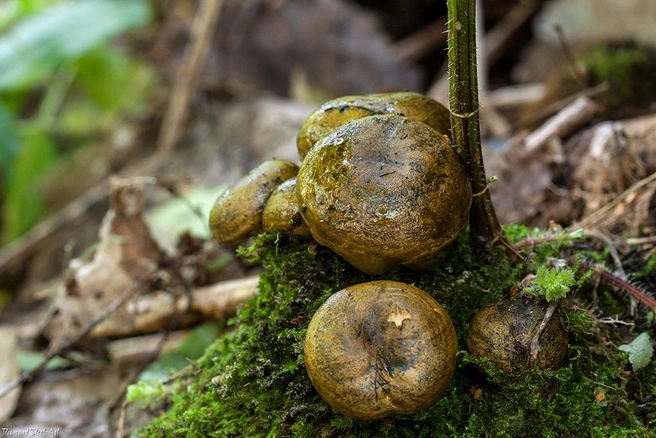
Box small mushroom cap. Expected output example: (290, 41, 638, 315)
(297, 114, 471, 275)
(297, 91, 451, 159)
(209, 159, 299, 245)
(304, 280, 457, 420)
(262, 178, 311, 238)
(466, 298, 569, 373)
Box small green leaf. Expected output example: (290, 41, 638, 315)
(75, 46, 154, 112)
(524, 265, 576, 301)
(16, 350, 72, 372)
(0, 102, 20, 177)
(137, 322, 223, 384)
(0, 0, 151, 91)
(618, 332, 653, 371)
(126, 380, 166, 408)
(3, 129, 57, 243)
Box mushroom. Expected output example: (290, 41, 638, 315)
(304, 280, 457, 420)
(209, 159, 299, 245)
(296, 114, 472, 275)
(296, 91, 452, 159)
(261, 178, 311, 238)
(466, 297, 569, 373)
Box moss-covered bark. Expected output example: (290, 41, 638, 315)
(141, 230, 655, 437)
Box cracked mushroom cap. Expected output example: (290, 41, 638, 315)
(304, 280, 457, 420)
(209, 159, 299, 245)
(296, 91, 451, 159)
(297, 114, 472, 275)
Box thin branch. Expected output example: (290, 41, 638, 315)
(529, 298, 560, 367)
(523, 96, 601, 153)
(156, 0, 224, 155)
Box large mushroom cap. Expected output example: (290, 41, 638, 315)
(297, 114, 471, 275)
(296, 91, 451, 159)
(209, 159, 299, 245)
(304, 280, 457, 420)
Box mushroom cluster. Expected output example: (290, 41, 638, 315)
(209, 91, 472, 274)
(207, 92, 468, 417)
(208, 92, 570, 420)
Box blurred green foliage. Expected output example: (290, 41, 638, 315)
(0, 0, 154, 244)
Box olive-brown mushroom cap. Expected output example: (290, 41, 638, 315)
(304, 280, 457, 420)
(466, 298, 569, 373)
(209, 159, 299, 245)
(297, 114, 471, 275)
(262, 178, 311, 238)
(297, 91, 451, 159)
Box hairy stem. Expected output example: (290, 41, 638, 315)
(447, 0, 502, 241)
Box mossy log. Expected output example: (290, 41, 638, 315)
(142, 230, 654, 437)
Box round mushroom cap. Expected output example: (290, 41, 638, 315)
(304, 280, 457, 420)
(297, 91, 451, 159)
(209, 159, 299, 245)
(466, 298, 569, 373)
(297, 114, 471, 275)
(262, 178, 311, 238)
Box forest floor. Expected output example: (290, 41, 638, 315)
(0, 1, 655, 436)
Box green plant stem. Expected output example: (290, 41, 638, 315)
(447, 0, 502, 241)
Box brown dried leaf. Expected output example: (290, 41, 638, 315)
(42, 178, 163, 348)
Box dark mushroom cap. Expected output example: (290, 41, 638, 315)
(262, 178, 311, 238)
(297, 91, 451, 159)
(297, 114, 471, 275)
(466, 297, 569, 373)
(304, 280, 457, 420)
(209, 159, 299, 245)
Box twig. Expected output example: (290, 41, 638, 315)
(529, 298, 560, 367)
(578, 259, 656, 311)
(107, 331, 189, 365)
(156, 0, 224, 155)
(116, 399, 128, 438)
(626, 236, 656, 246)
(597, 316, 635, 326)
(0, 283, 141, 400)
(581, 229, 625, 277)
(89, 275, 259, 338)
(523, 96, 601, 153)
(554, 24, 587, 87)
(518, 81, 609, 129)
(486, 83, 546, 108)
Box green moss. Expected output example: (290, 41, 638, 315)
(141, 227, 654, 437)
(580, 43, 656, 109)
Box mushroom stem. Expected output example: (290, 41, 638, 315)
(446, 0, 504, 243)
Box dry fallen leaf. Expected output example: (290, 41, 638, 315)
(42, 178, 164, 349)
